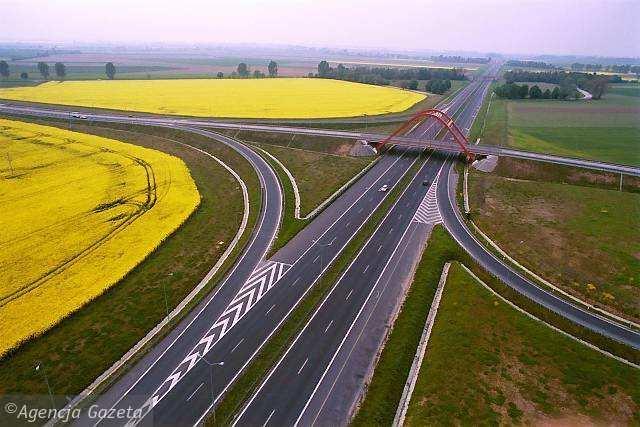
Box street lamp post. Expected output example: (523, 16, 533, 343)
(197, 355, 224, 425)
(35, 362, 55, 410)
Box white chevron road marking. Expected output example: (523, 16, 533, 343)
(126, 260, 291, 425)
(413, 178, 442, 224)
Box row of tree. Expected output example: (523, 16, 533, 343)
(431, 55, 490, 64)
(571, 63, 640, 74)
(494, 83, 570, 100)
(316, 61, 466, 86)
(504, 69, 611, 99)
(233, 61, 278, 78)
(424, 79, 452, 94)
(0, 61, 117, 80)
(505, 60, 556, 69)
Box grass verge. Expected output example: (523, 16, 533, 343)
(404, 262, 639, 425)
(247, 143, 309, 255)
(253, 143, 372, 216)
(468, 168, 640, 322)
(0, 118, 260, 401)
(353, 226, 639, 426)
(207, 154, 425, 426)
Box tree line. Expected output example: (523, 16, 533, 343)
(504, 69, 615, 100)
(571, 63, 640, 74)
(431, 55, 490, 64)
(0, 61, 118, 80)
(229, 61, 278, 78)
(316, 61, 466, 86)
(494, 83, 571, 100)
(505, 60, 557, 69)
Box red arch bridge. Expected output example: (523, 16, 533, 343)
(370, 108, 476, 162)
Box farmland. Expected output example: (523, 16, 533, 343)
(0, 119, 200, 355)
(0, 78, 425, 119)
(477, 85, 640, 166)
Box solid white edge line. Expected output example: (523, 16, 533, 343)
(294, 159, 436, 426)
(229, 152, 427, 427)
(196, 149, 418, 427)
(93, 127, 280, 427)
(47, 129, 253, 427)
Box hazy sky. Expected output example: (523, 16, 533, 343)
(2, 0, 639, 57)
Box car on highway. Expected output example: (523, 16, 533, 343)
(422, 180, 430, 186)
(378, 184, 388, 192)
(70, 112, 88, 119)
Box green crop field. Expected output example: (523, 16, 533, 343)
(404, 263, 639, 426)
(478, 88, 640, 166)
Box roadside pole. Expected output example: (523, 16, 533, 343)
(35, 362, 55, 410)
(196, 356, 224, 424)
(619, 173, 623, 191)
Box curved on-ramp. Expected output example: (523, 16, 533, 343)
(437, 161, 640, 350)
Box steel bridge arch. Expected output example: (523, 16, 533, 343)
(375, 109, 474, 161)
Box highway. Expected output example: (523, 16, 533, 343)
(231, 74, 493, 426)
(138, 80, 487, 426)
(63, 126, 284, 426)
(51, 73, 479, 426)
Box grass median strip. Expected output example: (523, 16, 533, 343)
(0, 118, 260, 401)
(208, 153, 425, 426)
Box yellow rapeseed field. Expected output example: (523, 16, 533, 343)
(0, 119, 200, 355)
(0, 78, 425, 118)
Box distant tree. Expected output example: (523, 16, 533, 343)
(518, 84, 529, 99)
(542, 88, 551, 99)
(529, 85, 542, 99)
(237, 63, 249, 77)
(216, 72, 224, 78)
(105, 62, 116, 79)
(253, 70, 265, 78)
(407, 79, 419, 90)
(336, 63, 347, 78)
(589, 77, 608, 100)
(37, 62, 50, 79)
(551, 86, 560, 99)
(54, 62, 66, 80)
(268, 60, 278, 77)
(425, 79, 451, 94)
(317, 60, 331, 77)
(0, 60, 9, 78)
